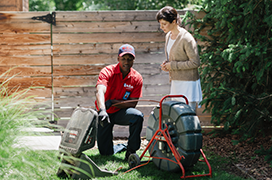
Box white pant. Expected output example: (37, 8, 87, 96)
(189, 101, 197, 112)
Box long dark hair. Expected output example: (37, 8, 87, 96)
(156, 6, 181, 25)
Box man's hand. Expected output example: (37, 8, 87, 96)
(98, 109, 110, 127)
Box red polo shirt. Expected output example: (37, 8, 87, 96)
(95, 63, 143, 114)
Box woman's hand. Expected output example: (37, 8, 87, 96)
(160, 60, 170, 72)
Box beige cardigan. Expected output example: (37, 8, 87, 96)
(165, 26, 200, 81)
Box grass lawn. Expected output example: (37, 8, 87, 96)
(75, 148, 246, 180)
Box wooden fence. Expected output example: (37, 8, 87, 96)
(0, 10, 211, 137)
(0, 0, 28, 11)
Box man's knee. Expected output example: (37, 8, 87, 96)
(127, 108, 144, 117)
(126, 108, 144, 123)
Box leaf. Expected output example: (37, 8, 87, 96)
(231, 96, 236, 105)
(234, 109, 242, 120)
(231, 140, 239, 145)
(256, 69, 264, 82)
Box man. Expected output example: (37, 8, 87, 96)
(95, 44, 144, 160)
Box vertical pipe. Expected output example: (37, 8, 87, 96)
(50, 11, 54, 122)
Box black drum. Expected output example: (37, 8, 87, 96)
(146, 101, 203, 172)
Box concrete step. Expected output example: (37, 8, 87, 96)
(15, 128, 61, 150)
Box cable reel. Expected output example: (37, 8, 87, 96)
(146, 100, 203, 172)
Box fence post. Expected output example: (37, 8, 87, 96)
(0, 0, 29, 11)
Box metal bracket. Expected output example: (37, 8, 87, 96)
(32, 12, 56, 26)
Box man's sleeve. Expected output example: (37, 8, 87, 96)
(96, 67, 109, 87)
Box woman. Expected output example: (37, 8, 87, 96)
(156, 6, 202, 111)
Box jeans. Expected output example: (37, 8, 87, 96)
(97, 108, 144, 155)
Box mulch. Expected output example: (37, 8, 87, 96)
(111, 134, 272, 180)
(202, 134, 272, 180)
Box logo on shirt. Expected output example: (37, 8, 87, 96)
(123, 91, 131, 100)
(124, 83, 133, 90)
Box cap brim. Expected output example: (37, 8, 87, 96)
(119, 52, 135, 57)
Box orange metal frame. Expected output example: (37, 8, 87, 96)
(139, 95, 212, 179)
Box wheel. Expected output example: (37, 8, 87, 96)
(128, 153, 141, 168)
(146, 101, 203, 172)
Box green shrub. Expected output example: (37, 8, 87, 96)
(183, 0, 272, 161)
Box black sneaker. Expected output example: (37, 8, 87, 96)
(125, 148, 135, 160)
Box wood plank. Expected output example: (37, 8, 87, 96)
(53, 83, 169, 98)
(0, 56, 51, 65)
(55, 10, 190, 22)
(0, 45, 51, 56)
(53, 32, 164, 44)
(6, 87, 52, 99)
(0, 66, 51, 76)
(0, 10, 204, 23)
(52, 72, 169, 88)
(55, 11, 163, 22)
(54, 96, 97, 108)
(54, 107, 76, 120)
(52, 63, 162, 76)
(142, 84, 170, 95)
(0, 11, 51, 20)
(52, 53, 165, 65)
(0, 10, 203, 23)
(53, 54, 116, 65)
(53, 65, 102, 76)
(53, 86, 96, 97)
(53, 21, 160, 33)
(0, 34, 50, 44)
(0, 0, 22, 11)
(0, 22, 50, 33)
(53, 76, 98, 87)
(0, 77, 51, 87)
(53, 42, 164, 55)
(142, 73, 170, 85)
(24, 87, 52, 98)
(135, 53, 165, 64)
(133, 63, 162, 75)
(4, 87, 51, 97)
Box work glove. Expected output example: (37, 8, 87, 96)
(98, 108, 110, 127)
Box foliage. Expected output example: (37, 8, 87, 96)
(0, 70, 92, 179)
(88, 0, 202, 10)
(29, 0, 55, 11)
(0, 72, 60, 179)
(29, 0, 203, 11)
(255, 144, 272, 166)
(183, 0, 272, 160)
